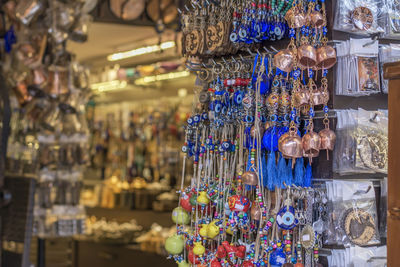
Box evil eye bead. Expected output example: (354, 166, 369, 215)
(234, 91, 243, 104)
(193, 115, 200, 123)
(274, 26, 281, 36)
(181, 145, 188, 153)
(270, 114, 278, 122)
(221, 106, 227, 114)
(187, 117, 194, 125)
(230, 32, 238, 42)
(200, 146, 206, 153)
(245, 115, 254, 123)
(222, 141, 230, 150)
(281, 212, 295, 225)
(214, 101, 222, 113)
(201, 112, 208, 120)
(206, 138, 212, 145)
(218, 145, 225, 153)
(239, 28, 247, 38)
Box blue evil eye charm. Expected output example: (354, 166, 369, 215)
(181, 145, 188, 153)
(244, 115, 254, 123)
(239, 28, 247, 39)
(221, 105, 227, 114)
(222, 141, 230, 150)
(206, 138, 212, 145)
(274, 26, 281, 36)
(201, 112, 208, 120)
(259, 75, 271, 95)
(230, 32, 238, 42)
(193, 115, 200, 123)
(218, 145, 225, 153)
(269, 248, 286, 266)
(200, 146, 206, 153)
(276, 206, 298, 230)
(214, 100, 222, 113)
(234, 91, 243, 104)
(187, 117, 194, 125)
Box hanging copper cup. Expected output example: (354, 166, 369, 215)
(319, 127, 336, 160)
(316, 45, 337, 70)
(273, 49, 295, 73)
(293, 85, 310, 107)
(13, 80, 32, 106)
(278, 131, 303, 159)
(302, 131, 321, 158)
(297, 44, 317, 69)
(284, 7, 307, 28)
(242, 171, 258, 186)
(250, 202, 261, 221)
(310, 11, 325, 29)
(311, 86, 329, 106)
(15, 0, 43, 25)
(46, 66, 69, 98)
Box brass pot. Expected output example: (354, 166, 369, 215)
(298, 44, 317, 69)
(274, 49, 295, 73)
(316, 45, 337, 70)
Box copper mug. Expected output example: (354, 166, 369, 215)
(46, 66, 69, 98)
(274, 49, 295, 73)
(311, 87, 329, 106)
(284, 7, 307, 28)
(279, 131, 303, 159)
(319, 127, 336, 159)
(316, 45, 337, 70)
(302, 131, 321, 157)
(15, 0, 43, 25)
(293, 85, 310, 107)
(298, 44, 317, 69)
(242, 171, 258, 186)
(310, 11, 325, 29)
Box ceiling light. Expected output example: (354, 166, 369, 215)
(135, 71, 190, 85)
(91, 80, 127, 92)
(107, 41, 176, 61)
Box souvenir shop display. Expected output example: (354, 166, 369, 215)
(166, 0, 348, 266)
(333, 0, 385, 35)
(85, 217, 143, 244)
(1, 0, 95, 237)
(335, 38, 381, 96)
(333, 109, 388, 175)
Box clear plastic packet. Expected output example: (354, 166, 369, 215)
(335, 39, 381, 96)
(379, 178, 388, 238)
(384, 0, 400, 38)
(379, 44, 400, 93)
(355, 109, 388, 174)
(334, 0, 385, 35)
(332, 181, 381, 247)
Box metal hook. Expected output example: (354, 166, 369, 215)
(239, 54, 245, 61)
(205, 0, 210, 5)
(246, 47, 256, 56)
(263, 47, 272, 54)
(270, 46, 279, 53)
(184, 5, 190, 12)
(231, 56, 237, 63)
(177, 8, 182, 14)
(222, 57, 228, 64)
(211, 59, 217, 66)
(363, 35, 378, 47)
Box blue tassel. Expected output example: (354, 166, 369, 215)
(262, 153, 268, 187)
(277, 153, 286, 189)
(294, 157, 305, 187)
(287, 159, 294, 186)
(304, 161, 313, 188)
(267, 152, 276, 191)
(246, 152, 252, 172)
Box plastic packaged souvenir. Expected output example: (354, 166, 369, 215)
(334, 0, 385, 35)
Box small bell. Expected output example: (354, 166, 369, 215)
(242, 171, 258, 186)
